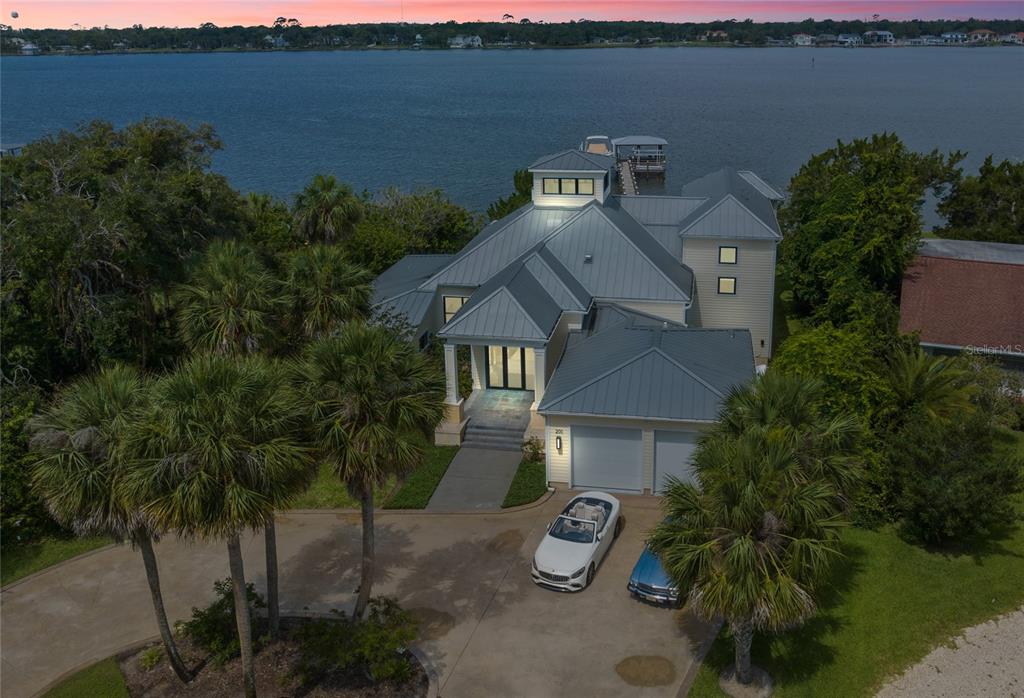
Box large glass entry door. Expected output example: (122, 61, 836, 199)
(486, 346, 535, 390)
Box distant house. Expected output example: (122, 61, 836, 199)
(1000, 32, 1024, 45)
(792, 33, 814, 47)
(908, 35, 942, 46)
(941, 32, 968, 44)
(765, 37, 789, 47)
(836, 33, 863, 46)
(862, 30, 895, 45)
(448, 35, 483, 48)
(700, 30, 729, 42)
(20, 42, 41, 55)
(816, 33, 837, 45)
(413, 33, 424, 47)
(899, 239, 1024, 364)
(969, 29, 998, 43)
(263, 34, 288, 48)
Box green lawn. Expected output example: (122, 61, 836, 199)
(290, 443, 459, 510)
(42, 658, 128, 698)
(382, 444, 459, 509)
(502, 459, 547, 508)
(690, 437, 1024, 698)
(289, 462, 396, 509)
(2, 536, 110, 587)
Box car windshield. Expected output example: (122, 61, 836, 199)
(548, 516, 596, 544)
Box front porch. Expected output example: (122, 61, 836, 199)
(434, 342, 547, 446)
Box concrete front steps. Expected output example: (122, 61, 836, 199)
(462, 423, 525, 452)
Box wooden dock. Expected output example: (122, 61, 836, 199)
(617, 160, 638, 195)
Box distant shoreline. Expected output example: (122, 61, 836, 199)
(5, 42, 1018, 57)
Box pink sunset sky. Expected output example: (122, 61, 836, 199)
(4, 1, 1021, 29)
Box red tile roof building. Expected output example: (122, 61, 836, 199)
(899, 239, 1024, 357)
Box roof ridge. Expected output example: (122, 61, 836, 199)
(590, 205, 691, 302)
(438, 285, 505, 333)
(539, 347, 660, 409)
(650, 346, 726, 398)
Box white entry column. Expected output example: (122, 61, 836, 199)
(435, 342, 467, 446)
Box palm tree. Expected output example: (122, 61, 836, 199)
(284, 244, 373, 340)
(649, 371, 861, 686)
(175, 239, 282, 355)
(29, 365, 192, 684)
(122, 355, 311, 697)
(887, 344, 976, 422)
(298, 323, 444, 618)
(293, 174, 364, 243)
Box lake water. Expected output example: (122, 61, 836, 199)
(2, 48, 1022, 212)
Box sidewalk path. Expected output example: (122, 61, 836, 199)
(876, 607, 1024, 698)
(426, 446, 521, 510)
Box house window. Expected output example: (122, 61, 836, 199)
(719, 246, 738, 264)
(540, 177, 596, 196)
(443, 296, 469, 323)
(718, 277, 737, 295)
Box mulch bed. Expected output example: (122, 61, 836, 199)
(118, 619, 428, 698)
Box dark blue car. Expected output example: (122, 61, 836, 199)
(627, 545, 680, 605)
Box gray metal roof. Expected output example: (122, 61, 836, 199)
(919, 239, 1024, 266)
(437, 260, 562, 342)
(679, 168, 782, 240)
(373, 254, 454, 304)
(539, 309, 754, 421)
(614, 195, 705, 226)
(525, 248, 592, 311)
(375, 290, 435, 328)
(612, 136, 668, 147)
(543, 203, 693, 302)
(738, 171, 785, 201)
(529, 149, 615, 172)
(422, 206, 581, 290)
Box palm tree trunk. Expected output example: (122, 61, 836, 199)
(353, 484, 374, 619)
(731, 617, 755, 684)
(227, 534, 257, 698)
(138, 536, 191, 684)
(264, 517, 280, 641)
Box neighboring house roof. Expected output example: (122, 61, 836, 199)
(918, 238, 1024, 265)
(539, 305, 754, 421)
(528, 149, 614, 172)
(899, 240, 1024, 355)
(678, 168, 782, 240)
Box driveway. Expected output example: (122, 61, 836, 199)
(1, 493, 713, 698)
(426, 446, 522, 510)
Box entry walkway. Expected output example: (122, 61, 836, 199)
(426, 446, 522, 510)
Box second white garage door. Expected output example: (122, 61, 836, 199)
(571, 425, 643, 492)
(654, 430, 699, 494)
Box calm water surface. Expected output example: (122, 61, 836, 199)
(2, 48, 1022, 211)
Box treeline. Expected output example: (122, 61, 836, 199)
(4, 17, 1024, 52)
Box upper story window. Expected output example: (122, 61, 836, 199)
(717, 277, 737, 295)
(719, 246, 738, 264)
(542, 177, 596, 196)
(443, 295, 469, 323)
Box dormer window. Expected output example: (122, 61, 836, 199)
(542, 177, 596, 196)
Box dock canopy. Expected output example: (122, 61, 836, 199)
(612, 136, 668, 147)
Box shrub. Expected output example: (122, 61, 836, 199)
(178, 578, 266, 665)
(138, 646, 163, 671)
(522, 436, 544, 463)
(298, 597, 418, 684)
(890, 412, 1023, 544)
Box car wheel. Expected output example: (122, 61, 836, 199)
(613, 516, 624, 539)
(585, 563, 595, 588)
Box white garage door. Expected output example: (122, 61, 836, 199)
(654, 430, 698, 494)
(571, 425, 643, 492)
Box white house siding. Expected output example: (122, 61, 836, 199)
(544, 414, 708, 493)
(610, 300, 688, 324)
(681, 237, 776, 361)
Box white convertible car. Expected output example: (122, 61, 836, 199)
(531, 492, 623, 592)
